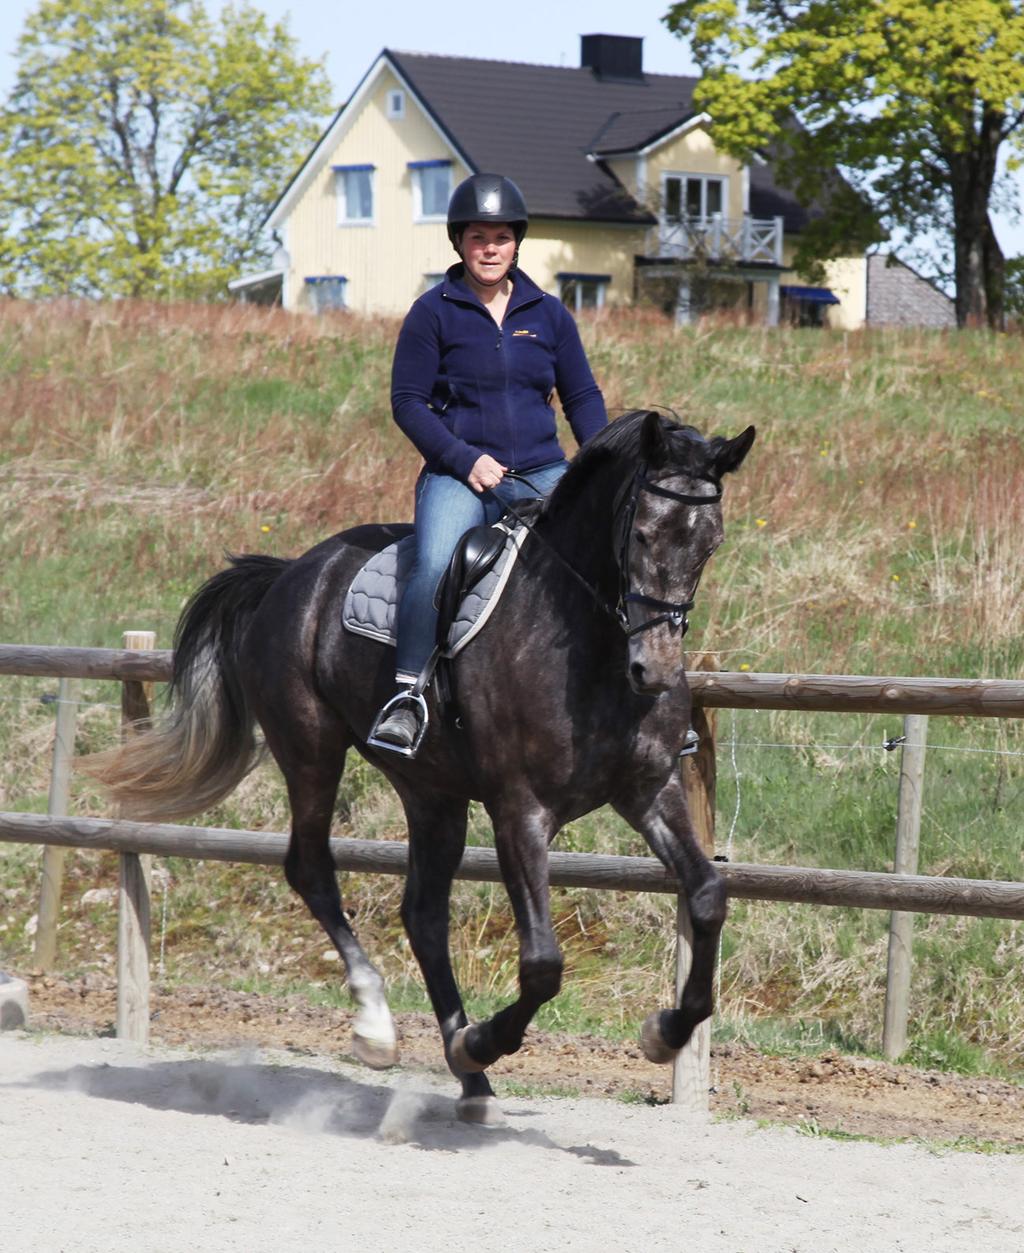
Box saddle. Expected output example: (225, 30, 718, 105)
(342, 520, 524, 658)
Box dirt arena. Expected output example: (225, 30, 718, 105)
(2, 1018, 1022, 1252)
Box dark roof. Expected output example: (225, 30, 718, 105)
(388, 49, 677, 223)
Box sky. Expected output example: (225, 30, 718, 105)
(0, 0, 1021, 262)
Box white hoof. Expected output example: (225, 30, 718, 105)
(640, 1011, 679, 1065)
(456, 1095, 506, 1127)
(450, 1025, 487, 1073)
(351, 1032, 399, 1070)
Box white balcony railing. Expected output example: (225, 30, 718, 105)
(657, 214, 784, 266)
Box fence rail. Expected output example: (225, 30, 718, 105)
(5, 644, 1023, 718)
(2, 811, 1023, 919)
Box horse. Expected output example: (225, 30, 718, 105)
(88, 409, 755, 1125)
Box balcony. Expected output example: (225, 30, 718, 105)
(656, 214, 784, 266)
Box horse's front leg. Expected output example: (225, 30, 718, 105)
(613, 773, 726, 1061)
(450, 802, 562, 1073)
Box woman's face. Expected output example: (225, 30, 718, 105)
(459, 221, 517, 287)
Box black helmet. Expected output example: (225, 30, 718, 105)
(446, 173, 528, 247)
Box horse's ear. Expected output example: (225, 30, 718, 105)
(640, 411, 671, 466)
(711, 425, 756, 477)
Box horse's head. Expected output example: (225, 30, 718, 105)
(620, 412, 755, 695)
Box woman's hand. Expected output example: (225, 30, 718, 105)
(468, 454, 507, 493)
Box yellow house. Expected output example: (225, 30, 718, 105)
(234, 35, 864, 328)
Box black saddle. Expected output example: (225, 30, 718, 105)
(434, 523, 510, 650)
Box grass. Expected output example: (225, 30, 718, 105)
(1, 299, 1022, 1081)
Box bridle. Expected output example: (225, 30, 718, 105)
(499, 464, 722, 639)
(613, 468, 722, 637)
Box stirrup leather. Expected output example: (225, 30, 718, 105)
(368, 689, 430, 758)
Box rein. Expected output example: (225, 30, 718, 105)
(498, 466, 721, 638)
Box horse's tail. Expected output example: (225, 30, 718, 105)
(83, 554, 289, 822)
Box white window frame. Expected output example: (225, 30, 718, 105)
(409, 160, 453, 223)
(420, 271, 446, 294)
(386, 89, 405, 119)
(557, 274, 610, 314)
(661, 171, 729, 223)
(333, 164, 375, 226)
(304, 275, 348, 314)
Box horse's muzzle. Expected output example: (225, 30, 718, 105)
(627, 659, 674, 696)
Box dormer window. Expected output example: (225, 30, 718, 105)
(387, 89, 405, 119)
(663, 173, 726, 222)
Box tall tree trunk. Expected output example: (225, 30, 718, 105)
(983, 214, 1006, 331)
(946, 106, 1004, 329)
(951, 196, 988, 328)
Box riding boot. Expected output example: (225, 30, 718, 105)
(371, 684, 427, 756)
(374, 703, 423, 750)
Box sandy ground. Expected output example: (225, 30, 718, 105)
(21, 972, 1024, 1146)
(2, 1030, 1023, 1253)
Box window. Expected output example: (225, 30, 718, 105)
(333, 164, 374, 224)
(304, 276, 347, 313)
(387, 89, 405, 119)
(408, 159, 453, 221)
(557, 273, 610, 314)
(420, 272, 445, 294)
(663, 174, 726, 221)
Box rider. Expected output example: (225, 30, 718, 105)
(372, 172, 608, 754)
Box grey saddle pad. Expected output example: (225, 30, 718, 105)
(342, 522, 524, 657)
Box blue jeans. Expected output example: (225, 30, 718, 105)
(394, 459, 568, 681)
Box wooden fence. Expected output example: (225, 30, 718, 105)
(2, 642, 1023, 1110)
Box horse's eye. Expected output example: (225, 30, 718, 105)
(634, 530, 648, 547)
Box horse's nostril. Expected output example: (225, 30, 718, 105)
(630, 661, 646, 684)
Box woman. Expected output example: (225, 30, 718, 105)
(372, 172, 607, 754)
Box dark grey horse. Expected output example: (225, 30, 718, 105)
(90, 410, 754, 1125)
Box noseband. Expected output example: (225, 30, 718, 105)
(501, 464, 722, 639)
(614, 469, 722, 638)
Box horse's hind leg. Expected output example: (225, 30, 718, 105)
(614, 775, 726, 1061)
(268, 723, 398, 1069)
(398, 791, 503, 1125)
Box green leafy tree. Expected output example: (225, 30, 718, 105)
(664, 1, 1024, 327)
(0, 0, 331, 298)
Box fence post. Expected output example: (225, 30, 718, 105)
(883, 713, 928, 1060)
(673, 652, 718, 1110)
(34, 677, 79, 970)
(116, 630, 156, 1044)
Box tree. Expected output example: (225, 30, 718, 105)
(663, 1, 1024, 328)
(0, 0, 332, 299)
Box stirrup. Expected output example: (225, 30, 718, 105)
(368, 689, 430, 758)
(678, 727, 700, 758)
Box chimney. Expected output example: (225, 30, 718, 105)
(581, 34, 644, 82)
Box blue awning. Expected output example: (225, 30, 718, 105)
(781, 285, 839, 305)
(331, 163, 375, 172)
(407, 158, 453, 169)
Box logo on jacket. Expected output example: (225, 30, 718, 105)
(512, 328, 538, 338)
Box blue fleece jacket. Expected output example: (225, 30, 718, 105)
(390, 264, 607, 483)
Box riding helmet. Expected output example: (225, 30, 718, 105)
(446, 173, 529, 247)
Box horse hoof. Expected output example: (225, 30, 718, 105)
(456, 1095, 506, 1127)
(450, 1026, 487, 1073)
(352, 1032, 399, 1070)
(640, 1011, 679, 1065)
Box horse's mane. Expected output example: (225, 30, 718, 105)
(543, 409, 705, 521)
